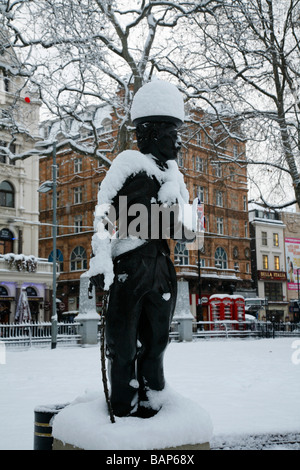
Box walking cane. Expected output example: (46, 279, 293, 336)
(88, 283, 115, 423)
(99, 292, 115, 423)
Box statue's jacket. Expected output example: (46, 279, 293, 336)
(88, 150, 196, 290)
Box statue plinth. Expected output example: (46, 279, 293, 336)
(50, 386, 213, 451)
(52, 438, 210, 450)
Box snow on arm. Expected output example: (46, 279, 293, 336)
(159, 161, 196, 235)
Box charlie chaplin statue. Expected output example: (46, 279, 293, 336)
(88, 80, 196, 418)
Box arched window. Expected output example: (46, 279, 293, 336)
(215, 247, 227, 269)
(70, 246, 87, 271)
(0, 181, 14, 207)
(26, 286, 37, 297)
(0, 286, 8, 296)
(174, 242, 189, 266)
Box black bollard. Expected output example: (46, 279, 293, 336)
(34, 404, 68, 450)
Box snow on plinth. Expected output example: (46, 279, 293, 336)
(52, 385, 213, 450)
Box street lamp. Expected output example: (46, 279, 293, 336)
(37, 141, 57, 349)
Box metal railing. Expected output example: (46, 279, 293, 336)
(1, 320, 299, 347)
(168, 320, 300, 341)
(192, 320, 255, 339)
(191, 321, 300, 339)
(0, 321, 81, 347)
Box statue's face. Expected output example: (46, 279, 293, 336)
(154, 122, 181, 161)
(136, 121, 182, 163)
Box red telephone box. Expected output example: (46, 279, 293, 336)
(232, 295, 245, 329)
(209, 294, 245, 330)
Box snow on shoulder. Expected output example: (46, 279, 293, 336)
(97, 150, 164, 206)
(52, 385, 213, 450)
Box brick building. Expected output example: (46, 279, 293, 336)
(39, 102, 252, 321)
(171, 106, 252, 320)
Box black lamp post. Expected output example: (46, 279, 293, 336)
(37, 141, 57, 349)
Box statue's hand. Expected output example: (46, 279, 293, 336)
(88, 274, 105, 297)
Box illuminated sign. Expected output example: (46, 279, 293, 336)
(258, 271, 287, 281)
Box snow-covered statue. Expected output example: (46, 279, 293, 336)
(88, 80, 196, 418)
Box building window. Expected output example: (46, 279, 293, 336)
(70, 246, 87, 271)
(214, 162, 222, 177)
(26, 286, 37, 297)
(195, 156, 204, 172)
(0, 286, 8, 296)
(74, 186, 82, 204)
(246, 263, 250, 273)
(65, 117, 73, 132)
(174, 242, 189, 265)
(195, 185, 205, 203)
(233, 144, 238, 159)
(262, 231, 267, 246)
(74, 158, 82, 174)
(0, 181, 14, 207)
(0, 228, 14, 254)
(74, 215, 83, 233)
(273, 233, 279, 247)
(102, 118, 112, 133)
(215, 247, 227, 269)
(243, 195, 247, 211)
(216, 190, 223, 207)
(244, 221, 248, 238)
(205, 215, 209, 232)
(264, 282, 283, 301)
(217, 217, 224, 235)
(48, 249, 64, 272)
(0, 141, 16, 165)
(177, 151, 183, 168)
(274, 256, 280, 271)
(196, 132, 202, 147)
(263, 255, 269, 270)
(0, 141, 6, 163)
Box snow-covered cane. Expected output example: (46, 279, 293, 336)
(100, 292, 115, 423)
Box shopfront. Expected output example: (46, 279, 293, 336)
(0, 285, 13, 324)
(0, 282, 50, 324)
(257, 270, 289, 321)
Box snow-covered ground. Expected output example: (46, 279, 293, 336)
(1, 337, 300, 450)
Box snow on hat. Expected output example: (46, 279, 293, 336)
(131, 80, 185, 125)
